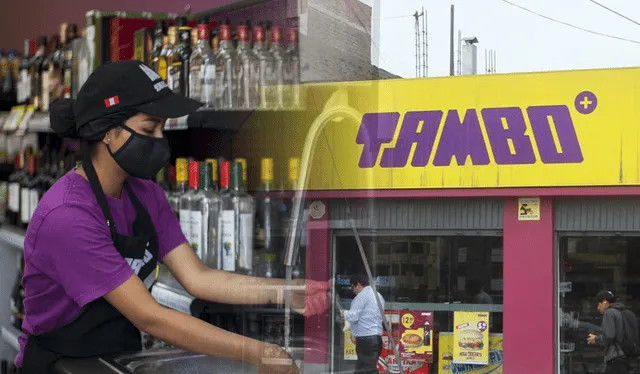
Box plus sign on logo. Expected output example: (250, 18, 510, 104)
(574, 91, 597, 115)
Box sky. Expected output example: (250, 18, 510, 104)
(367, 0, 640, 78)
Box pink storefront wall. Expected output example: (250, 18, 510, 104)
(503, 197, 555, 373)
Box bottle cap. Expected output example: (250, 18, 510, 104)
(205, 158, 218, 182)
(220, 160, 231, 188)
(231, 161, 243, 189)
(176, 158, 188, 183)
(288, 157, 300, 182)
(200, 161, 212, 189)
(188, 160, 200, 188)
(234, 158, 247, 183)
(261, 158, 274, 183)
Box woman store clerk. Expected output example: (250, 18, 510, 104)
(15, 60, 328, 373)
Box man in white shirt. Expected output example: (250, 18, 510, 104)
(340, 274, 385, 374)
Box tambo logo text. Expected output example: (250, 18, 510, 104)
(356, 99, 590, 168)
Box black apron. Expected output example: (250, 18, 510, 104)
(19, 156, 160, 374)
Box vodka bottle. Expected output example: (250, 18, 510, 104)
(255, 158, 281, 278)
(265, 26, 284, 109)
(231, 161, 255, 274)
(191, 160, 222, 265)
(283, 27, 301, 109)
(219, 161, 235, 271)
(168, 158, 187, 217)
(251, 23, 269, 110)
(189, 22, 215, 107)
(232, 22, 254, 109)
(182, 161, 201, 256)
(214, 24, 234, 110)
(163, 27, 177, 86)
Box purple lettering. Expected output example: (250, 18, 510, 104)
(380, 110, 443, 167)
(356, 112, 400, 168)
(527, 105, 583, 163)
(481, 107, 536, 164)
(433, 109, 490, 166)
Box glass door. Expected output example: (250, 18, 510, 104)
(557, 234, 640, 374)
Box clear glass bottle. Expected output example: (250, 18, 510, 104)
(283, 27, 301, 109)
(251, 23, 269, 110)
(265, 26, 284, 109)
(169, 157, 188, 219)
(255, 158, 280, 278)
(219, 160, 235, 271)
(231, 161, 254, 274)
(214, 23, 234, 110)
(189, 22, 215, 107)
(232, 22, 254, 109)
(180, 160, 200, 250)
(161, 26, 177, 84)
(192, 160, 222, 267)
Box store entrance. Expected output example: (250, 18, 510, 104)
(331, 231, 504, 374)
(558, 235, 640, 374)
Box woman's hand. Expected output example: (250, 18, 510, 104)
(289, 279, 330, 317)
(256, 344, 299, 374)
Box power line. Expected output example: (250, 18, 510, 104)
(499, 0, 640, 45)
(587, 0, 640, 28)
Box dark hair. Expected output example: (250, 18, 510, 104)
(350, 273, 369, 288)
(595, 290, 617, 304)
(50, 98, 136, 159)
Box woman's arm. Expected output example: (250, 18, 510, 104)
(163, 244, 328, 314)
(105, 274, 289, 367)
(163, 244, 287, 305)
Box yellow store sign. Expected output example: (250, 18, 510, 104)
(235, 68, 640, 191)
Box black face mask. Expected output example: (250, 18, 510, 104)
(108, 125, 170, 180)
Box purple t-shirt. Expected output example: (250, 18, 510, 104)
(15, 171, 187, 367)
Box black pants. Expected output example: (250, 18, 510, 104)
(355, 335, 382, 374)
(606, 357, 629, 374)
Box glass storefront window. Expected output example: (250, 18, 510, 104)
(332, 233, 504, 373)
(558, 236, 640, 374)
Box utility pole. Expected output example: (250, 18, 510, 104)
(449, 4, 455, 76)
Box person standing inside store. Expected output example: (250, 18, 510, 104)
(587, 290, 634, 374)
(16, 60, 328, 374)
(340, 274, 385, 374)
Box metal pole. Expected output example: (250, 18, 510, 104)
(449, 4, 455, 76)
(424, 8, 429, 77)
(283, 92, 406, 374)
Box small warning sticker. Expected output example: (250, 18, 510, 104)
(518, 197, 540, 221)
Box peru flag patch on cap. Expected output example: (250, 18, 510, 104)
(104, 96, 120, 108)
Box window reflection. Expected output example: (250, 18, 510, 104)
(558, 236, 640, 374)
(333, 234, 504, 373)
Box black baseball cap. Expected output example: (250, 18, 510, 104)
(595, 290, 617, 303)
(73, 60, 202, 129)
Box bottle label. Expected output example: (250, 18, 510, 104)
(221, 210, 236, 271)
(238, 213, 253, 271)
(8, 183, 19, 213)
(169, 63, 182, 93)
(20, 187, 30, 223)
(203, 65, 215, 106)
(190, 210, 203, 259)
(29, 189, 39, 220)
(179, 209, 192, 243)
(189, 64, 203, 101)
